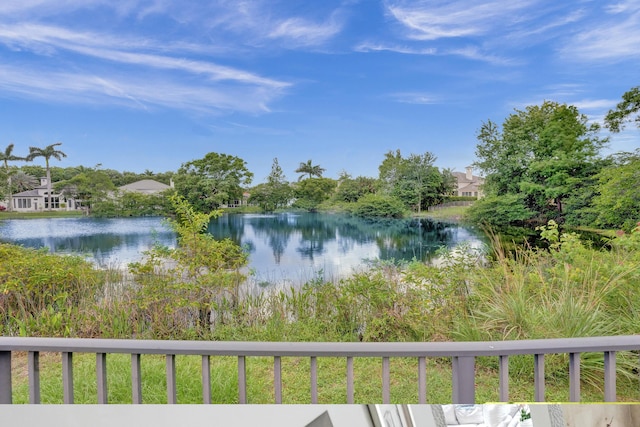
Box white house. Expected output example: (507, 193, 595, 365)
(8, 177, 77, 212)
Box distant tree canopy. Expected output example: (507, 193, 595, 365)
(249, 158, 293, 212)
(295, 159, 325, 181)
(470, 101, 608, 227)
(292, 177, 336, 212)
(173, 152, 253, 212)
(378, 150, 453, 212)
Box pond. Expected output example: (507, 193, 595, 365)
(0, 213, 486, 287)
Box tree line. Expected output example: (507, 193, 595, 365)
(2, 85, 638, 230)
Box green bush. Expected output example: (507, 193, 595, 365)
(351, 194, 405, 218)
(0, 243, 102, 336)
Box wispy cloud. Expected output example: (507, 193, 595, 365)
(561, 7, 640, 62)
(384, 0, 542, 41)
(354, 42, 437, 55)
(354, 41, 513, 66)
(0, 64, 283, 114)
(389, 92, 440, 105)
(268, 15, 343, 48)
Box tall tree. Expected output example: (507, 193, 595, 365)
(11, 171, 39, 192)
(249, 158, 292, 212)
(295, 159, 325, 181)
(472, 101, 606, 226)
(605, 86, 640, 132)
(378, 150, 450, 212)
(28, 142, 67, 211)
(173, 152, 253, 212)
(1, 144, 28, 212)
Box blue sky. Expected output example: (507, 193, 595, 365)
(1, 0, 638, 184)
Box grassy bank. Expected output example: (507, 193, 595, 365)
(0, 210, 84, 220)
(416, 205, 470, 222)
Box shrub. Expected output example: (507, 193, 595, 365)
(351, 194, 405, 218)
(0, 243, 102, 336)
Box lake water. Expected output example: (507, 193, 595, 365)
(0, 213, 485, 286)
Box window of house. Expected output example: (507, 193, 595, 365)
(45, 197, 60, 209)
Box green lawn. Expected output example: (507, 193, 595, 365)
(0, 210, 84, 220)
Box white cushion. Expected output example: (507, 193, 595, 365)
(455, 405, 484, 425)
(442, 404, 459, 425)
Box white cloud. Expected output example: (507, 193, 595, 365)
(562, 10, 640, 61)
(572, 99, 619, 111)
(0, 63, 286, 114)
(354, 42, 437, 55)
(390, 92, 440, 105)
(384, 0, 542, 41)
(268, 16, 343, 47)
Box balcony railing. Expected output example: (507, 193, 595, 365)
(1, 335, 638, 404)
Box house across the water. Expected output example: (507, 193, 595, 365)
(452, 167, 484, 198)
(5, 177, 77, 212)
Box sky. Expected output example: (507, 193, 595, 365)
(1, 0, 639, 184)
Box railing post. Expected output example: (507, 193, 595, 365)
(499, 355, 509, 402)
(62, 352, 74, 404)
(604, 351, 616, 402)
(238, 356, 247, 404)
(131, 354, 142, 404)
(310, 357, 318, 404)
(202, 355, 211, 404)
(28, 351, 40, 404)
(534, 354, 545, 402)
(569, 352, 580, 402)
(452, 356, 475, 404)
(274, 356, 282, 404)
(96, 353, 108, 404)
(166, 354, 176, 404)
(0, 351, 11, 404)
(346, 357, 354, 404)
(382, 357, 390, 404)
(418, 357, 427, 404)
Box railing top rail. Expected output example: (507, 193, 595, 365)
(1, 335, 639, 357)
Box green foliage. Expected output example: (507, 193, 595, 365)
(292, 177, 336, 211)
(334, 176, 378, 202)
(351, 194, 405, 218)
(605, 86, 640, 132)
(378, 150, 453, 212)
(56, 168, 117, 213)
(591, 151, 640, 232)
(0, 243, 102, 336)
(474, 102, 607, 226)
(128, 194, 249, 337)
(173, 152, 253, 212)
(248, 158, 293, 212)
(465, 194, 536, 227)
(294, 159, 325, 181)
(91, 190, 173, 217)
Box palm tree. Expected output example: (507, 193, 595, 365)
(295, 159, 325, 181)
(1, 144, 28, 212)
(28, 142, 67, 211)
(11, 171, 39, 192)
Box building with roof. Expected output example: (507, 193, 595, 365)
(452, 167, 484, 198)
(6, 177, 77, 212)
(118, 179, 173, 195)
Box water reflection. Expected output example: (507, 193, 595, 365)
(208, 213, 485, 284)
(0, 217, 176, 268)
(0, 214, 485, 285)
